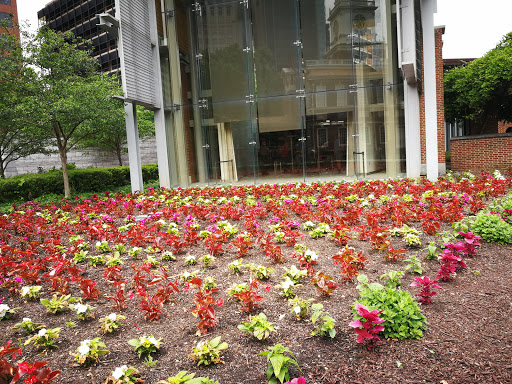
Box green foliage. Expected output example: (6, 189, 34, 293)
(12, 318, 44, 335)
(403, 233, 422, 247)
(189, 336, 228, 366)
(0, 164, 158, 203)
(424, 241, 438, 260)
(288, 297, 314, 320)
(379, 270, 404, 288)
(157, 371, 212, 384)
(40, 294, 72, 314)
(471, 212, 512, 244)
(238, 313, 276, 340)
(404, 255, 423, 274)
(258, 344, 301, 384)
(282, 265, 307, 284)
(245, 263, 274, 280)
(71, 337, 109, 366)
(24, 327, 61, 350)
(0, 23, 52, 178)
(310, 303, 336, 338)
(128, 335, 163, 358)
(355, 286, 427, 340)
(444, 32, 512, 124)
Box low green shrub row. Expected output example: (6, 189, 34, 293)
(0, 165, 159, 203)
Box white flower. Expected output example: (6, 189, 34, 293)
(21, 286, 30, 295)
(293, 306, 301, 314)
(96, 241, 101, 247)
(78, 344, 90, 355)
(0, 304, 8, 317)
(38, 328, 47, 337)
(112, 365, 128, 380)
(305, 250, 318, 260)
(281, 278, 293, 290)
(74, 303, 88, 313)
(148, 336, 157, 345)
(107, 313, 117, 322)
(81, 339, 91, 346)
(23, 317, 32, 323)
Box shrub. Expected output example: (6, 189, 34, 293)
(471, 213, 512, 244)
(354, 286, 426, 340)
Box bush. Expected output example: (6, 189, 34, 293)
(354, 286, 426, 340)
(0, 164, 159, 203)
(471, 212, 512, 244)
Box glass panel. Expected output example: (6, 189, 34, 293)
(251, 0, 301, 98)
(194, 0, 258, 185)
(304, 89, 354, 181)
(256, 95, 303, 183)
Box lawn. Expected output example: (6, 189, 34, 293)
(1, 171, 511, 384)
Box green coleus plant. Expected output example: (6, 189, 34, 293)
(128, 335, 163, 358)
(19, 285, 42, 301)
(12, 317, 44, 335)
(71, 337, 109, 366)
(99, 312, 126, 334)
(310, 303, 336, 338)
(0, 303, 19, 320)
(238, 312, 276, 340)
(105, 365, 143, 384)
(258, 343, 301, 384)
(189, 336, 228, 366)
(288, 297, 314, 320)
(25, 327, 61, 350)
(40, 294, 76, 314)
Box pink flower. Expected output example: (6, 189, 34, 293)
(216, 298, 223, 307)
(284, 377, 306, 384)
(264, 283, 271, 292)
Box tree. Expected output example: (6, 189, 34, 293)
(78, 104, 155, 166)
(24, 27, 122, 197)
(444, 32, 512, 127)
(0, 23, 52, 178)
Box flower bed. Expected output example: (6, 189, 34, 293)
(1, 171, 511, 383)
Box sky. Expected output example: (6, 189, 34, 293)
(16, 0, 512, 59)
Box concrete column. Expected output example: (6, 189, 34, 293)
(422, 0, 439, 181)
(125, 102, 144, 192)
(399, 0, 421, 178)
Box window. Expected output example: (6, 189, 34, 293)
(0, 0, 11, 5)
(0, 12, 12, 27)
(315, 85, 326, 108)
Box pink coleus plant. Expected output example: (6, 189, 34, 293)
(410, 276, 442, 305)
(349, 304, 385, 351)
(284, 377, 306, 384)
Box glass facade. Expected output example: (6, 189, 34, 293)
(164, 0, 406, 185)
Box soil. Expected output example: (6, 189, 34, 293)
(0, 188, 511, 384)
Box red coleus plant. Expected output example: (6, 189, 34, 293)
(349, 304, 385, 351)
(410, 276, 443, 305)
(103, 282, 129, 311)
(332, 246, 368, 281)
(310, 272, 338, 296)
(231, 233, 254, 258)
(232, 279, 264, 312)
(190, 278, 222, 335)
(80, 279, 101, 300)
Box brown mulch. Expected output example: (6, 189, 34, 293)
(1, 214, 511, 384)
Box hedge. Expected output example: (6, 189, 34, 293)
(0, 164, 159, 203)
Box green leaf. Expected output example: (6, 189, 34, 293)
(270, 355, 285, 378)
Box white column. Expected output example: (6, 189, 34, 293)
(399, 0, 421, 178)
(422, 0, 439, 181)
(125, 102, 143, 192)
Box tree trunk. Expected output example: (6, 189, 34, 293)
(116, 145, 123, 167)
(0, 158, 4, 179)
(58, 147, 71, 198)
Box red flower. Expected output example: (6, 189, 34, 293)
(216, 298, 223, 307)
(264, 283, 271, 292)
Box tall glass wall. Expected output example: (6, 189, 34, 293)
(164, 0, 405, 185)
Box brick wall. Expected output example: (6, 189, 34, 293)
(498, 120, 512, 134)
(5, 137, 158, 178)
(450, 134, 512, 174)
(0, 0, 19, 38)
(419, 27, 445, 169)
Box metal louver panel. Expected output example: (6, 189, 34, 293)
(117, 0, 156, 107)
